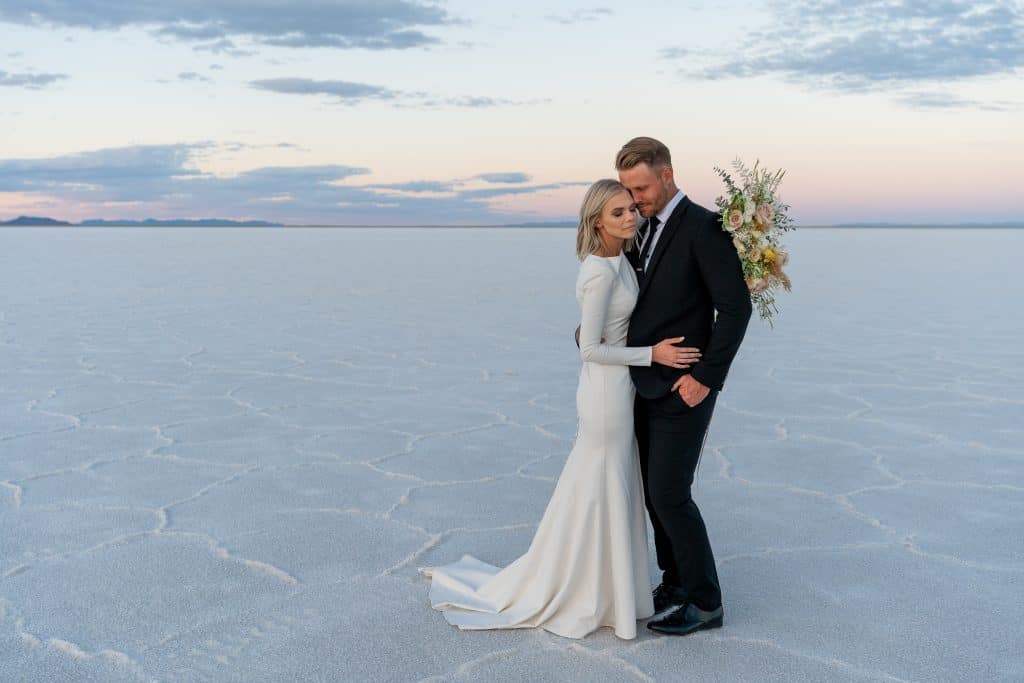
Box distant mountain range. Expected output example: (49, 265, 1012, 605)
(1, 215, 282, 227)
(517, 220, 1024, 229)
(80, 218, 283, 227)
(3, 215, 1022, 229)
(829, 221, 1024, 228)
(0, 216, 73, 226)
(502, 220, 577, 227)
(501, 222, 1024, 229)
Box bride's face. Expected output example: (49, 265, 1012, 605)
(596, 191, 639, 242)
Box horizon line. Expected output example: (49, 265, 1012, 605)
(3, 215, 1024, 229)
(5, 223, 1024, 230)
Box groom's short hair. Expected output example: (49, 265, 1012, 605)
(615, 137, 672, 171)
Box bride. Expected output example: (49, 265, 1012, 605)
(420, 179, 701, 639)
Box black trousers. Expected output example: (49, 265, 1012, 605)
(635, 389, 721, 611)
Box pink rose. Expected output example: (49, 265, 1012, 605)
(727, 209, 744, 232)
(746, 276, 770, 293)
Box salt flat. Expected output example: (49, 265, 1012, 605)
(0, 226, 1021, 682)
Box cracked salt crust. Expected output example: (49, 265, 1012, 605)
(0, 227, 1021, 681)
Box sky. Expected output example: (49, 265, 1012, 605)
(1, 1, 1022, 226)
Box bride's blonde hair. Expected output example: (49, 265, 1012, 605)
(576, 179, 635, 261)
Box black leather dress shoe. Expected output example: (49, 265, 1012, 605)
(647, 602, 723, 636)
(651, 583, 688, 618)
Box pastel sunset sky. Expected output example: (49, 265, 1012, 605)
(1, 1, 1022, 225)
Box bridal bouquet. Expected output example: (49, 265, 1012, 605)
(715, 158, 794, 326)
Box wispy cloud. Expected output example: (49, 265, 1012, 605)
(897, 91, 1018, 112)
(415, 95, 543, 108)
(658, 47, 690, 60)
(476, 173, 532, 184)
(546, 8, 612, 25)
(250, 77, 541, 108)
(0, 70, 67, 89)
(251, 78, 398, 102)
(668, 1, 1024, 108)
(0, 144, 586, 224)
(456, 183, 586, 200)
(0, 0, 452, 51)
(190, 38, 256, 57)
(178, 72, 211, 83)
(371, 180, 456, 193)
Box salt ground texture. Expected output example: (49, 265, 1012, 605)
(0, 226, 1021, 682)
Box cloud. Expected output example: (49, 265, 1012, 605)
(250, 77, 540, 108)
(673, 1, 1024, 96)
(417, 95, 538, 108)
(190, 38, 256, 57)
(261, 28, 437, 50)
(897, 91, 1018, 112)
(546, 8, 612, 24)
(898, 92, 977, 109)
(251, 78, 398, 102)
(371, 180, 456, 193)
(0, 144, 588, 224)
(0, 70, 67, 89)
(178, 71, 211, 83)
(0, 1, 451, 51)
(658, 47, 690, 60)
(455, 182, 588, 200)
(0, 145, 206, 196)
(476, 173, 531, 184)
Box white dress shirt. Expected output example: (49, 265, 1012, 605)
(640, 189, 686, 271)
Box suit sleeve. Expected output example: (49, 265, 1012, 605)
(579, 263, 653, 367)
(688, 214, 752, 390)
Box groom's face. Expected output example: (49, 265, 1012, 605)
(618, 163, 673, 218)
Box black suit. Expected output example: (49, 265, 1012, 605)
(626, 195, 752, 611)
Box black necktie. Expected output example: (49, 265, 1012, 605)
(638, 216, 660, 272)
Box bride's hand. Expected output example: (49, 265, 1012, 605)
(652, 337, 701, 368)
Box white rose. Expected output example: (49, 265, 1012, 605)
(742, 194, 756, 221)
(732, 236, 747, 257)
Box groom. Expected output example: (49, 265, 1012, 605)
(618, 137, 751, 635)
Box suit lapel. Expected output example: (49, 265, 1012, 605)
(638, 197, 691, 301)
(625, 220, 645, 277)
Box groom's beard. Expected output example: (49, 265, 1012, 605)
(637, 189, 670, 218)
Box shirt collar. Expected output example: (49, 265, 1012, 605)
(654, 189, 686, 226)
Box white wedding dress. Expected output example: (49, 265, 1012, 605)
(420, 253, 655, 639)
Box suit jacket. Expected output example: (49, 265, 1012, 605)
(626, 196, 752, 399)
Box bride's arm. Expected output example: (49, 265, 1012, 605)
(578, 264, 652, 366)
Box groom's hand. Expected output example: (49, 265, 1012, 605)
(672, 374, 710, 407)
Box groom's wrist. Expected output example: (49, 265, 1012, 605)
(688, 364, 717, 390)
